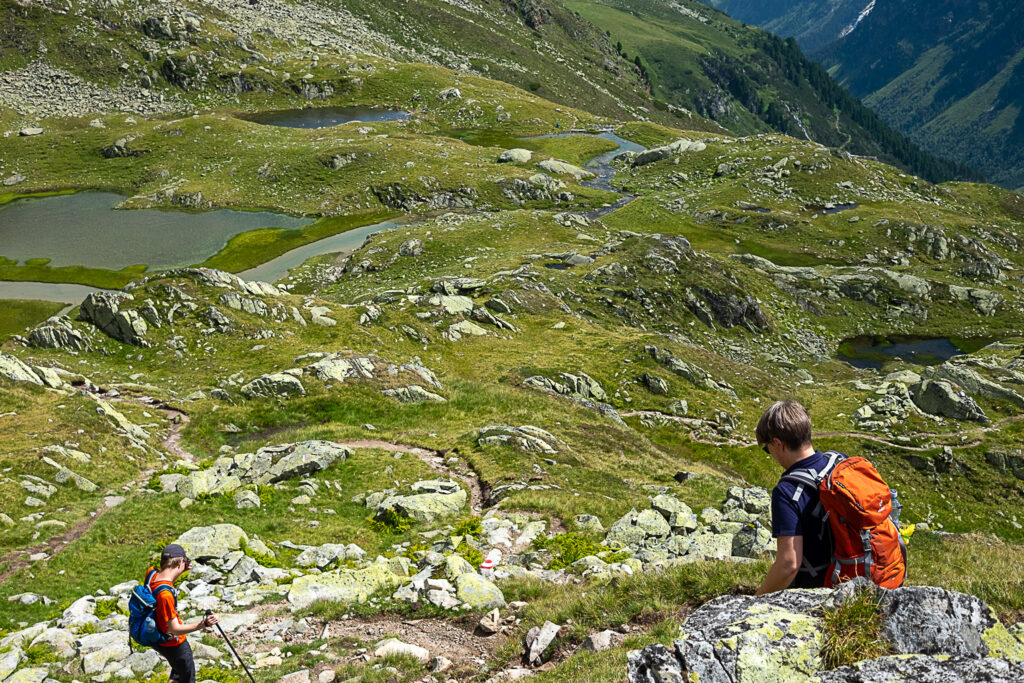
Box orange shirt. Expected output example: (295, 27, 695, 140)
(147, 567, 186, 647)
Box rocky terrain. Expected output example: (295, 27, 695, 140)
(1, 0, 1024, 682)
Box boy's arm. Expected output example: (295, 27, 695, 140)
(755, 535, 802, 596)
(165, 613, 218, 636)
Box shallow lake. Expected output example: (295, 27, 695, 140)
(243, 106, 411, 128)
(0, 192, 312, 270)
(837, 335, 994, 370)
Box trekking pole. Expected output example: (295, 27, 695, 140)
(206, 609, 256, 683)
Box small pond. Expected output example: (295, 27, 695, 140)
(837, 335, 996, 370)
(0, 192, 312, 271)
(243, 106, 411, 129)
(807, 203, 859, 214)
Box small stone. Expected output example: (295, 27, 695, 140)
(479, 608, 501, 635)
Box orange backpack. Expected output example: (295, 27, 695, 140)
(783, 451, 906, 589)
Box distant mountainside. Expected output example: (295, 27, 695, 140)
(698, 0, 871, 52)
(564, 0, 972, 182)
(815, 0, 1024, 192)
(697, 0, 1024, 191)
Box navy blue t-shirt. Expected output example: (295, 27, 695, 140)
(771, 451, 832, 585)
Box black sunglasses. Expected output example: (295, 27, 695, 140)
(762, 445, 771, 455)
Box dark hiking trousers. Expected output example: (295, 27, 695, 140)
(152, 640, 196, 683)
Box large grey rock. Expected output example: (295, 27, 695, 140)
(295, 543, 366, 569)
(28, 317, 91, 351)
(241, 373, 305, 398)
(731, 523, 773, 558)
(626, 585, 1024, 683)
(924, 364, 1024, 410)
(498, 148, 532, 163)
(174, 524, 249, 561)
(651, 495, 698, 533)
(265, 441, 348, 482)
(632, 138, 706, 167)
(912, 379, 987, 422)
(455, 573, 505, 610)
(477, 425, 560, 453)
(537, 158, 594, 179)
(287, 562, 407, 610)
(79, 292, 149, 346)
(382, 385, 446, 403)
(0, 353, 42, 385)
(376, 481, 467, 523)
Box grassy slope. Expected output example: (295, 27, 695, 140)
(0, 300, 64, 340)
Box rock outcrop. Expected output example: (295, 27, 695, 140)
(627, 581, 1024, 683)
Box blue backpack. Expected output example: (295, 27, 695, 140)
(128, 569, 177, 647)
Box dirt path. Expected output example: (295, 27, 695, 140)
(0, 397, 194, 585)
(335, 439, 486, 513)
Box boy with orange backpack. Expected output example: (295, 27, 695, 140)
(754, 400, 906, 595)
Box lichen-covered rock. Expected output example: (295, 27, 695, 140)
(241, 372, 305, 398)
(295, 543, 366, 569)
(627, 585, 1024, 683)
(287, 562, 407, 610)
(376, 481, 467, 523)
(174, 524, 249, 561)
(651, 495, 698, 533)
(879, 585, 1024, 659)
(177, 468, 242, 500)
(819, 654, 1024, 682)
(498, 148, 532, 163)
(456, 572, 505, 609)
(723, 486, 772, 516)
(28, 317, 92, 352)
(265, 441, 348, 482)
(731, 523, 773, 558)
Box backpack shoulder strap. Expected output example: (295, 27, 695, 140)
(781, 451, 846, 504)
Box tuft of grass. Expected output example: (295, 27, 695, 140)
(452, 516, 483, 538)
(23, 642, 58, 665)
(93, 597, 127, 620)
(368, 508, 412, 535)
(533, 532, 629, 570)
(819, 587, 891, 669)
(196, 665, 239, 683)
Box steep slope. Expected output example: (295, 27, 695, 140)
(563, 0, 972, 182)
(695, 0, 1024, 191)
(699, 0, 871, 52)
(814, 0, 1024, 191)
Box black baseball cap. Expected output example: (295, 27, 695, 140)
(161, 544, 189, 563)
